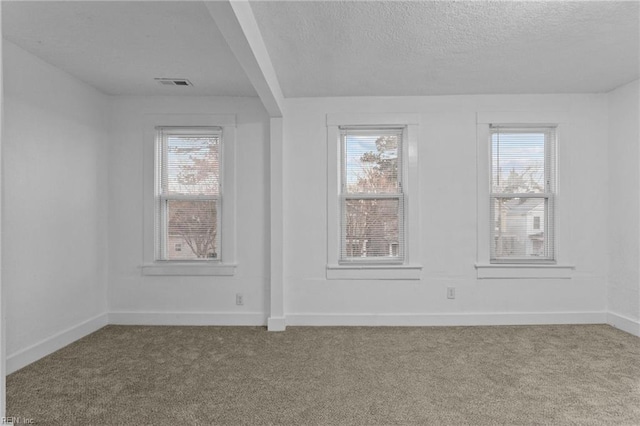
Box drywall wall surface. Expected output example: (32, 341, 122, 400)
(2, 40, 110, 355)
(608, 79, 640, 322)
(282, 94, 609, 323)
(0, 3, 6, 414)
(108, 96, 269, 322)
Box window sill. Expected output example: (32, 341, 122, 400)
(326, 264, 422, 280)
(475, 263, 574, 279)
(142, 263, 237, 276)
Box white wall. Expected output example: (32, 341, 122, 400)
(1, 40, 634, 377)
(282, 94, 609, 325)
(108, 96, 270, 324)
(0, 1, 5, 415)
(607, 79, 640, 333)
(2, 40, 110, 370)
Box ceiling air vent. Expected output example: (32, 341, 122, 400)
(155, 78, 193, 87)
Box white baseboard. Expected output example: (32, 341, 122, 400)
(285, 311, 608, 327)
(7, 313, 108, 374)
(267, 316, 286, 331)
(6, 310, 622, 374)
(607, 312, 640, 337)
(108, 311, 267, 326)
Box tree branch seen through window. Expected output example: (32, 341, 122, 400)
(157, 128, 222, 261)
(341, 129, 403, 262)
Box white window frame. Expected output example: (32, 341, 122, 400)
(156, 126, 222, 262)
(326, 113, 422, 280)
(340, 126, 405, 264)
(489, 125, 556, 263)
(142, 114, 236, 276)
(476, 111, 574, 279)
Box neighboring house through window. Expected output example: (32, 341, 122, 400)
(490, 125, 556, 262)
(475, 112, 573, 279)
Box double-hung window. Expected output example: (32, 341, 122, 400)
(143, 114, 236, 276)
(340, 127, 404, 263)
(155, 127, 222, 261)
(326, 113, 421, 280)
(490, 125, 556, 263)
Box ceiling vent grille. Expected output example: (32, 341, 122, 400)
(155, 78, 193, 87)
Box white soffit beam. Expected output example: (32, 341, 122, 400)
(205, 0, 283, 117)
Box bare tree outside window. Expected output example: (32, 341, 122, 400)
(158, 129, 221, 260)
(168, 200, 217, 258)
(342, 131, 403, 261)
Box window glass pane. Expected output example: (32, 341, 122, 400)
(344, 131, 400, 194)
(343, 198, 401, 260)
(166, 200, 218, 260)
(492, 197, 547, 259)
(492, 130, 545, 194)
(166, 135, 219, 196)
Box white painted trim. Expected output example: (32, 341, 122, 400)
(267, 316, 286, 331)
(286, 312, 607, 327)
(142, 114, 237, 273)
(326, 115, 422, 277)
(607, 312, 640, 337)
(476, 111, 572, 276)
(8, 311, 631, 374)
(475, 263, 574, 279)
(269, 117, 285, 329)
(6, 313, 108, 374)
(108, 312, 266, 326)
(327, 123, 341, 269)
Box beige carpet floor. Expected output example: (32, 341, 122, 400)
(6, 324, 640, 425)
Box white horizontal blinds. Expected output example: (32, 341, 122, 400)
(340, 127, 404, 263)
(156, 127, 222, 261)
(490, 126, 556, 262)
(163, 131, 220, 197)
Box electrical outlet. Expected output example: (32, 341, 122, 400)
(236, 293, 244, 306)
(447, 287, 455, 299)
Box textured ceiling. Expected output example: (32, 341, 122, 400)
(2, 1, 258, 96)
(2, 1, 639, 98)
(251, 1, 640, 97)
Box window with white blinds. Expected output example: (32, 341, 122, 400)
(340, 127, 404, 263)
(155, 127, 222, 261)
(490, 126, 556, 263)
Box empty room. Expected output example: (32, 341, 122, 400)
(0, 0, 639, 424)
